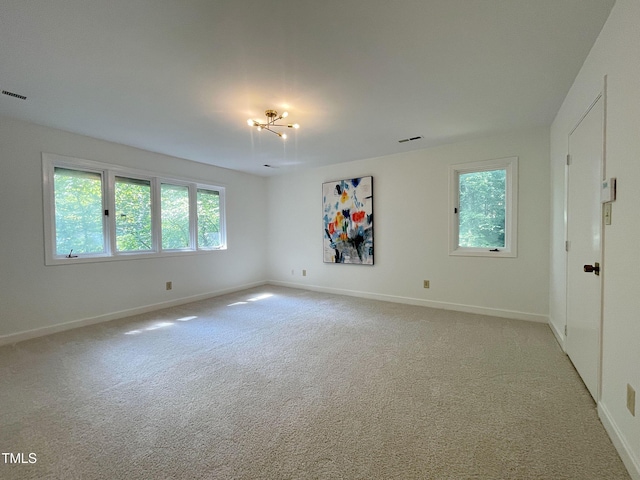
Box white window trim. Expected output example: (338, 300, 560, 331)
(449, 156, 518, 258)
(110, 171, 157, 255)
(43, 153, 227, 266)
(159, 179, 196, 252)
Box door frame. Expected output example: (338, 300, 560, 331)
(564, 77, 607, 402)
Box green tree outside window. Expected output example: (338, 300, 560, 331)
(54, 168, 105, 255)
(458, 169, 506, 249)
(161, 183, 190, 249)
(197, 188, 221, 248)
(115, 177, 152, 252)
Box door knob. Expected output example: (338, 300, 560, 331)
(583, 262, 600, 276)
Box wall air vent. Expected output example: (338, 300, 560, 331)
(2, 90, 27, 100)
(398, 135, 423, 143)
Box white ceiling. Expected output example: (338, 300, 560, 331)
(0, 0, 614, 176)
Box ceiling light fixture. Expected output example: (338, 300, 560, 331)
(247, 109, 300, 139)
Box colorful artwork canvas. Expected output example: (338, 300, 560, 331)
(323, 176, 373, 264)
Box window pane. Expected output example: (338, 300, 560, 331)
(54, 167, 105, 255)
(458, 169, 506, 248)
(161, 183, 190, 249)
(197, 188, 221, 248)
(115, 177, 152, 252)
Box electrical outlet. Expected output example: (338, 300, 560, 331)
(302, 269, 307, 276)
(628, 384, 636, 416)
(166, 281, 172, 291)
(423, 280, 430, 289)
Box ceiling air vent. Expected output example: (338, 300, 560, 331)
(2, 90, 27, 100)
(398, 135, 423, 143)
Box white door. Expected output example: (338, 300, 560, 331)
(566, 95, 604, 400)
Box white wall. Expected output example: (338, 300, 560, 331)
(267, 127, 550, 321)
(0, 117, 268, 342)
(550, 0, 640, 476)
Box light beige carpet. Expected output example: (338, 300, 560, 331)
(0, 286, 630, 479)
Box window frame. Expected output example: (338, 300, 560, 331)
(196, 187, 224, 250)
(160, 180, 196, 252)
(111, 173, 156, 256)
(449, 156, 518, 258)
(43, 153, 226, 265)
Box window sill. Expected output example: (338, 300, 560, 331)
(449, 248, 516, 258)
(45, 247, 227, 266)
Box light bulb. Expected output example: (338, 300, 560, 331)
(257, 126, 262, 131)
(282, 133, 287, 139)
(293, 123, 300, 129)
(247, 119, 254, 126)
(281, 111, 289, 118)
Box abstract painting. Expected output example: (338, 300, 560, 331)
(322, 176, 373, 264)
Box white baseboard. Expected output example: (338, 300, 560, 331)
(1, 280, 549, 345)
(599, 402, 640, 480)
(548, 317, 566, 351)
(268, 280, 549, 323)
(0, 281, 267, 346)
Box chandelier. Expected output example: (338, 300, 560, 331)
(247, 109, 300, 139)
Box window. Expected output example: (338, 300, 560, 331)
(43, 153, 226, 265)
(197, 188, 222, 249)
(53, 167, 106, 256)
(449, 157, 518, 257)
(115, 176, 152, 252)
(161, 183, 191, 250)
